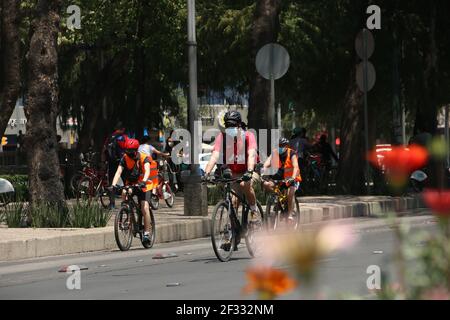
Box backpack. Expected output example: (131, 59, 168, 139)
(107, 133, 126, 160)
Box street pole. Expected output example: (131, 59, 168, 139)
(269, 44, 275, 129)
(445, 105, 449, 168)
(277, 103, 281, 130)
(187, 0, 198, 169)
(292, 109, 295, 130)
(184, 0, 207, 216)
(363, 28, 371, 194)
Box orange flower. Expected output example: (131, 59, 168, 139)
(422, 189, 450, 216)
(243, 267, 298, 299)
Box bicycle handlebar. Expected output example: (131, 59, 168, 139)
(202, 177, 243, 185)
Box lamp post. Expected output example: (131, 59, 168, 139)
(184, 0, 208, 216)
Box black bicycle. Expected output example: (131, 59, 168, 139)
(205, 177, 264, 262)
(262, 176, 301, 231)
(113, 185, 156, 251)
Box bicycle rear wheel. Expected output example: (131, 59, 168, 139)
(150, 193, 159, 210)
(76, 177, 93, 203)
(99, 185, 112, 209)
(245, 201, 264, 258)
(211, 201, 235, 262)
(163, 184, 175, 208)
(114, 206, 133, 251)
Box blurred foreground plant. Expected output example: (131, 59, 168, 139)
(242, 266, 297, 300)
(376, 189, 450, 300)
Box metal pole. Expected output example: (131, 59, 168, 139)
(184, 0, 207, 216)
(268, 43, 275, 129)
(277, 103, 281, 129)
(292, 109, 295, 130)
(445, 105, 449, 168)
(269, 77, 275, 129)
(363, 29, 371, 194)
(187, 0, 198, 173)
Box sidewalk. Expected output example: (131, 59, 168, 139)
(0, 195, 426, 261)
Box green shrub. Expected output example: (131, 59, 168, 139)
(70, 201, 111, 228)
(31, 202, 70, 228)
(1, 202, 26, 227)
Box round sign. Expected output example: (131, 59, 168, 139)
(355, 29, 375, 60)
(356, 61, 376, 92)
(256, 43, 290, 80)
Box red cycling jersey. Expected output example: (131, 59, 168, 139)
(213, 130, 257, 174)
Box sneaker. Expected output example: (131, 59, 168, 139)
(142, 232, 151, 244)
(220, 241, 231, 251)
(249, 210, 259, 223)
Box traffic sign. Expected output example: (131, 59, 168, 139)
(256, 43, 290, 80)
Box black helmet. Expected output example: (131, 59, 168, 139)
(224, 110, 242, 127)
(279, 137, 289, 147)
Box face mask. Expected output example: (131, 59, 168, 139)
(168, 142, 174, 147)
(225, 127, 239, 138)
(278, 147, 287, 155)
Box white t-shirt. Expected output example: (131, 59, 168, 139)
(138, 144, 156, 156)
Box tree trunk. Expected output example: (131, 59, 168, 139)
(248, 0, 281, 132)
(24, 0, 65, 207)
(77, 53, 128, 152)
(414, 2, 438, 135)
(337, 63, 366, 194)
(0, 0, 21, 137)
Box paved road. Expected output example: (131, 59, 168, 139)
(0, 212, 435, 300)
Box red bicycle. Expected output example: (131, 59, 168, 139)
(149, 159, 175, 210)
(74, 153, 111, 209)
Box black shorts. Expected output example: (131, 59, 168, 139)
(136, 189, 152, 203)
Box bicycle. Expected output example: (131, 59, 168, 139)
(113, 185, 156, 251)
(204, 176, 264, 262)
(262, 177, 301, 231)
(70, 151, 98, 194)
(149, 159, 175, 210)
(76, 166, 111, 209)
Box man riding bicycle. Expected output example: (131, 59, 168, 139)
(203, 110, 259, 250)
(262, 137, 302, 221)
(111, 138, 158, 244)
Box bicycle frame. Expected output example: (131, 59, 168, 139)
(219, 180, 251, 236)
(121, 186, 143, 235)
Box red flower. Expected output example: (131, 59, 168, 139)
(368, 145, 428, 183)
(422, 189, 450, 216)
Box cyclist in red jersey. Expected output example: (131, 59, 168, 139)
(203, 111, 259, 220)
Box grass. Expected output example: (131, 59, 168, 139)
(1, 201, 25, 228)
(1, 200, 111, 229)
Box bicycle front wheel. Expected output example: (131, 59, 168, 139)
(140, 209, 156, 249)
(211, 201, 235, 262)
(265, 194, 280, 230)
(245, 201, 264, 258)
(114, 206, 133, 251)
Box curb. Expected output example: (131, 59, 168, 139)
(0, 195, 426, 261)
